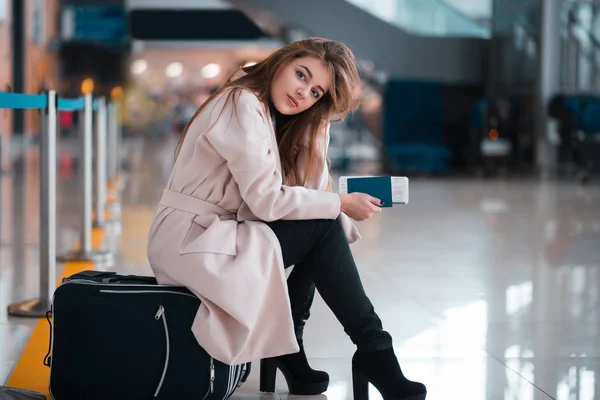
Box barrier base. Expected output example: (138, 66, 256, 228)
(6, 299, 51, 318)
(0, 387, 46, 400)
(57, 249, 114, 266)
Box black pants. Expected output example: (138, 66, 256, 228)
(265, 218, 392, 353)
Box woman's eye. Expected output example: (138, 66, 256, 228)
(311, 90, 319, 98)
(296, 71, 305, 80)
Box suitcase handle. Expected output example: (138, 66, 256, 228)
(64, 270, 158, 285)
(102, 276, 158, 285)
(43, 310, 52, 367)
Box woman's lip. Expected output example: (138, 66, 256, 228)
(287, 95, 298, 107)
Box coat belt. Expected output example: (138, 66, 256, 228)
(159, 190, 237, 220)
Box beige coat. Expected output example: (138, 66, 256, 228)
(147, 88, 360, 366)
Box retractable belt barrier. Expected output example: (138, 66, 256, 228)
(56, 94, 113, 264)
(0, 90, 125, 400)
(0, 90, 124, 318)
(1, 91, 58, 319)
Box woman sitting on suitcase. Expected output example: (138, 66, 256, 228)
(147, 37, 427, 400)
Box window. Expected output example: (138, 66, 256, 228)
(0, 0, 6, 22)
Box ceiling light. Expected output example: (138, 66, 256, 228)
(131, 59, 147, 75)
(201, 63, 221, 79)
(166, 62, 183, 78)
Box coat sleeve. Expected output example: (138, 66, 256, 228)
(296, 124, 361, 244)
(203, 91, 341, 222)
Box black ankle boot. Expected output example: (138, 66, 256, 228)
(259, 344, 329, 395)
(352, 347, 427, 400)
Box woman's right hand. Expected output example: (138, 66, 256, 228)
(339, 192, 383, 221)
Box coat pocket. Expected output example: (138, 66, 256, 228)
(179, 215, 238, 256)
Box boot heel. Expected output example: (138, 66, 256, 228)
(352, 369, 369, 400)
(259, 358, 278, 393)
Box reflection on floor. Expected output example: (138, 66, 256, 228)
(2, 136, 600, 399)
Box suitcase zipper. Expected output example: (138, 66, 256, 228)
(98, 289, 197, 299)
(65, 286, 216, 398)
(152, 304, 216, 398)
(236, 364, 248, 388)
(210, 356, 215, 393)
(154, 305, 169, 399)
(66, 279, 175, 287)
(225, 365, 238, 399)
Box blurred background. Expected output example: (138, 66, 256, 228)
(1, 0, 599, 182)
(2, 2, 600, 399)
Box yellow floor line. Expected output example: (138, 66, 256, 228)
(6, 227, 107, 395)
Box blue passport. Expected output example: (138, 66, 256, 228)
(347, 176, 393, 208)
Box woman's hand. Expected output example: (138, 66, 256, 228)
(339, 192, 383, 221)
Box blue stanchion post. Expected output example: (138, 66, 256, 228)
(94, 99, 120, 232)
(115, 102, 124, 190)
(106, 102, 122, 218)
(0, 92, 51, 396)
(57, 94, 113, 265)
(94, 97, 107, 228)
(40, 90, 57, 314)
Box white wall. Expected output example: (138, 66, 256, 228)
(126, 0, 231, 9)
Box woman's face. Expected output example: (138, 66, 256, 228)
(270, 56, 331, 115)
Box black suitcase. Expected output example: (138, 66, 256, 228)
(44, 270, 251, 400)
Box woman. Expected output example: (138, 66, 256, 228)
(147, 38, 426, 400)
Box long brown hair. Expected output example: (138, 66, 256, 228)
(175, 37, 361, 190)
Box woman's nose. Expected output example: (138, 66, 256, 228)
(296, 87, 306, 100)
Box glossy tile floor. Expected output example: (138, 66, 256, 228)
(2, 135, 600, 399)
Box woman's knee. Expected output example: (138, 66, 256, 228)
(311, 218, 343, 235)
(266, 218, 344, 248)
(319, 218, 347, 243)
